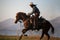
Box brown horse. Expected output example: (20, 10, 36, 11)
(15, 12, 54, 40)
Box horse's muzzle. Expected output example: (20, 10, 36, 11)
(14, 21, 17, 24)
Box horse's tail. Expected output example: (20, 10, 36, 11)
(49, 22, 54, 34)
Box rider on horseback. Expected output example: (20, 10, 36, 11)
(28, 2, 40, 29)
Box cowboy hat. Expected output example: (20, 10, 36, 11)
(29, 2, 36, 6)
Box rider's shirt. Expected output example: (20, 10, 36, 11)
(30, 6, 40, 15)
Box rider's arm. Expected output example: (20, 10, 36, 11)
(28, 6, 36, 15)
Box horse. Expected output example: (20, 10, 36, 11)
(15, 12, 54, 40)
(38, 16, 54, 40)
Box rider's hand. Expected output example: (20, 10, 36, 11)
(28, 13, 31, 15)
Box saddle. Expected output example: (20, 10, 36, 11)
(29, 15, 38, 29)
(29, 15, 46, 29)
(38, 16, 46, 24)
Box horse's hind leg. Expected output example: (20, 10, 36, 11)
(40, 32, 44, 40)
(45, 33, 50, 40)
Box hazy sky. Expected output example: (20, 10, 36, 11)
(0, 0, 60, 22)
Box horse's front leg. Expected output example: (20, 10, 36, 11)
(19, 29, 28, 40)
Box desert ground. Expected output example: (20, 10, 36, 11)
(0, 35, 60, 40)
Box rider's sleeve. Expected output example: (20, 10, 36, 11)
(33, 6, 36, 13)
(28, 7, 36, 15)
(29, 6, 36, 15)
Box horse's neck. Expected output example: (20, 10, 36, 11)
(21, 14, 29, 22)
(22, 17, 28, 22)
(22, 17, 29, 23)
(22, 19, 26, 22)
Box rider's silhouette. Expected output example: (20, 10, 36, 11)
(28, 2, 40, 29)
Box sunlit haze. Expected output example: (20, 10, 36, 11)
(0, 0, 60, 22)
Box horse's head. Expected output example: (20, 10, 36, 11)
(15, 12, 21, 23)
(15, 12, 26, 23)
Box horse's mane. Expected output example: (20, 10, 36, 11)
(16, 12, 26, 15)
(16, 12, 28, 18)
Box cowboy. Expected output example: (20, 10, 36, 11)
(28, 2, 40, 29)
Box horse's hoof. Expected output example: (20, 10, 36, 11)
(40, 38, 42, 40)
(24, 34, 28, 36)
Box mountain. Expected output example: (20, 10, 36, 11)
(0, 18, 24, 35)
(0, 17, 60, 37)
(50, 17, 60, 37)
